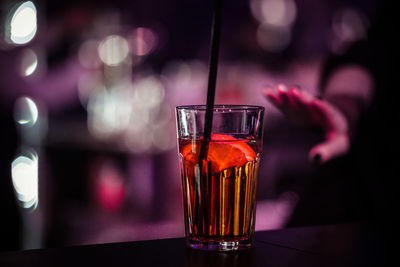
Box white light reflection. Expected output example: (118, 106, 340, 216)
(14, 96, 39, 126)
(20, 48, 38, 76)
(123, 77, 172, 153)
(250, 0, 297, 27)
(11, 152, 39, 209)
(98, 35, 130, 66)
(87, 83, 135, 139)
(9, 1, 37, 44)
(88, 86, 121, 139)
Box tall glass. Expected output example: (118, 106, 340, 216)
(176, 105, 264, 250)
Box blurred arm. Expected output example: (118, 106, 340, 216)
(263, 64, 374, 164)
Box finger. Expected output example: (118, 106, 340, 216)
(290, 88, 317, 116)
(307, 100, 329, 129)
(311, 99, 348, 133)
(311, 99, 333, 119)
(291, 87, 313, 103)
(276, 84, 290, 106)
(285, 87, 324, 126)
(288, 86, 317, 108)
(286, 87, 310, 121)
(263, 87, 283, 107)
(287, 87, 301, 107)
(309, 133, 350, 165)
(290, 91, 326, 128)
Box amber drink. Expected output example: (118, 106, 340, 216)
(176, 105, 264, 250)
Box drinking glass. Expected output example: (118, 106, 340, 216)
(176, 105, 264, 250)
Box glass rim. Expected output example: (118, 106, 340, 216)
(176, 105, 264, 112)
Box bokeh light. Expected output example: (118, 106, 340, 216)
(87, 84, 132, 139)
(161, 60, 207, 104)
(129, 27, 158, 56)
(86, 72, 174, 153)
(95, 161, 126, 212)
(150, 104, 175, 151)
(250, 0, 297, 53)
(78, 72, 102, 108)
(11, 152, 39, 209)
(330, 7, 369, 54)
(20, 48, 38, 76)
(123, 76, 175, 153)
(7, 1, 37, 44)
(124, 128, 153, 153)
(78, 40, 102, 69)
(250, 0, 297, 27)
(257, 23, 292, 52)
(162, 61, 193, 88)
(98, 35, 130, 66)
(14, 96, 39, 126)
(133, 76, 165, 108)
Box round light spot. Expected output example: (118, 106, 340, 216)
(9, 1, 37, 44)
(98, 35, 130, 66)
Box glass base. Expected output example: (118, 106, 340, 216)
(186, 239, 253, 251)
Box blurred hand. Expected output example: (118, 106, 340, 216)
(264, 84, 350, 165)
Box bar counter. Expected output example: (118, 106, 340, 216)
(0, 222, 390, 267)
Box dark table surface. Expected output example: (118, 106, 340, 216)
(0, 222, 392, 267)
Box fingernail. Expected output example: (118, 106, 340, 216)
(277, 84, 288, 92)
(312, 154, 322, 166)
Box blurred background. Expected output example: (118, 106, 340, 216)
(0, 0, 383, 251)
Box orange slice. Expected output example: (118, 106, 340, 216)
(181, 134, 256, 173)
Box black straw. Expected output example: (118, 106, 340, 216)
(203, 0, 222, 142)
